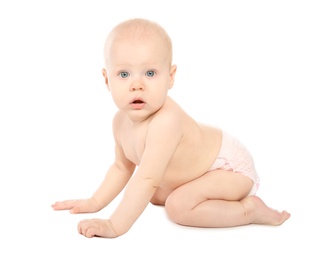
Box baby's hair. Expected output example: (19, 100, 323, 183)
(104, 18, 173, 68)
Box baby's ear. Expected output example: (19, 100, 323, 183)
(169, 65, 177, 89)
(102, 68, 110, 90)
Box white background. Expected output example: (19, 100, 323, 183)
(1, 0, 326, 259)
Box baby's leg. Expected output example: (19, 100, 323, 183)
(165, 170, 290, 227)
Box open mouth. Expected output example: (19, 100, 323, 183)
(131, 97, 145, 104)
(132, 100, 144, 104)
(130, 98, 146, 109)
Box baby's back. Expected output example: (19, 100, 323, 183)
(158, 97, 222, 190)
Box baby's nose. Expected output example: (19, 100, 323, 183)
(131, 82, 144, 91)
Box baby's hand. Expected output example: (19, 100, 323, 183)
(51, 198, 101, 214)
(78, 218, 118, 238)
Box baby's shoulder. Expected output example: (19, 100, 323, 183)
(151, 100, 184, 125)
(112, 111, 124, 125)
(111, 110, 128, 134)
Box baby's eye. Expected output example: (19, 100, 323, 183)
(146, 70, 156, 77)
(119, 72, 129, 78)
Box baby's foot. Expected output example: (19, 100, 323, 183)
(241, 195, 291, 225)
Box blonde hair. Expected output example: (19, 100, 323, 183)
(104, 18, 173, 68)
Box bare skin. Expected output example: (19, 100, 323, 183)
(52, 18, 290, 238)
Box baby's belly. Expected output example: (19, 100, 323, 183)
(160, 167, 204, 191)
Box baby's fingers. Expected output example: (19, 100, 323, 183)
(78, 219, 97, 238)
(51, 200, 78, 211)
(77, 219, 118, 238)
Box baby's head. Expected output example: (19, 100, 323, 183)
(103, 18, 173, 70)
(102, 19, 177, 121)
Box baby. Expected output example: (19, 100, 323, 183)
(52, 18, 290, 238)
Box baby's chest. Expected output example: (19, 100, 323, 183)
(120, 133, 146, 165)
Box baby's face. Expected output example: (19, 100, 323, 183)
(105, 36, 176, 122)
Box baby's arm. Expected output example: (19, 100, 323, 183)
(52, 131, 136, 214)
(90, 145, 136, 210)
(107, 114, 183, 236)
(52, 159, 135, 214)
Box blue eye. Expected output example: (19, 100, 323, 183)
(146, 70, 155, 77)
(119, 72, 129, 78)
